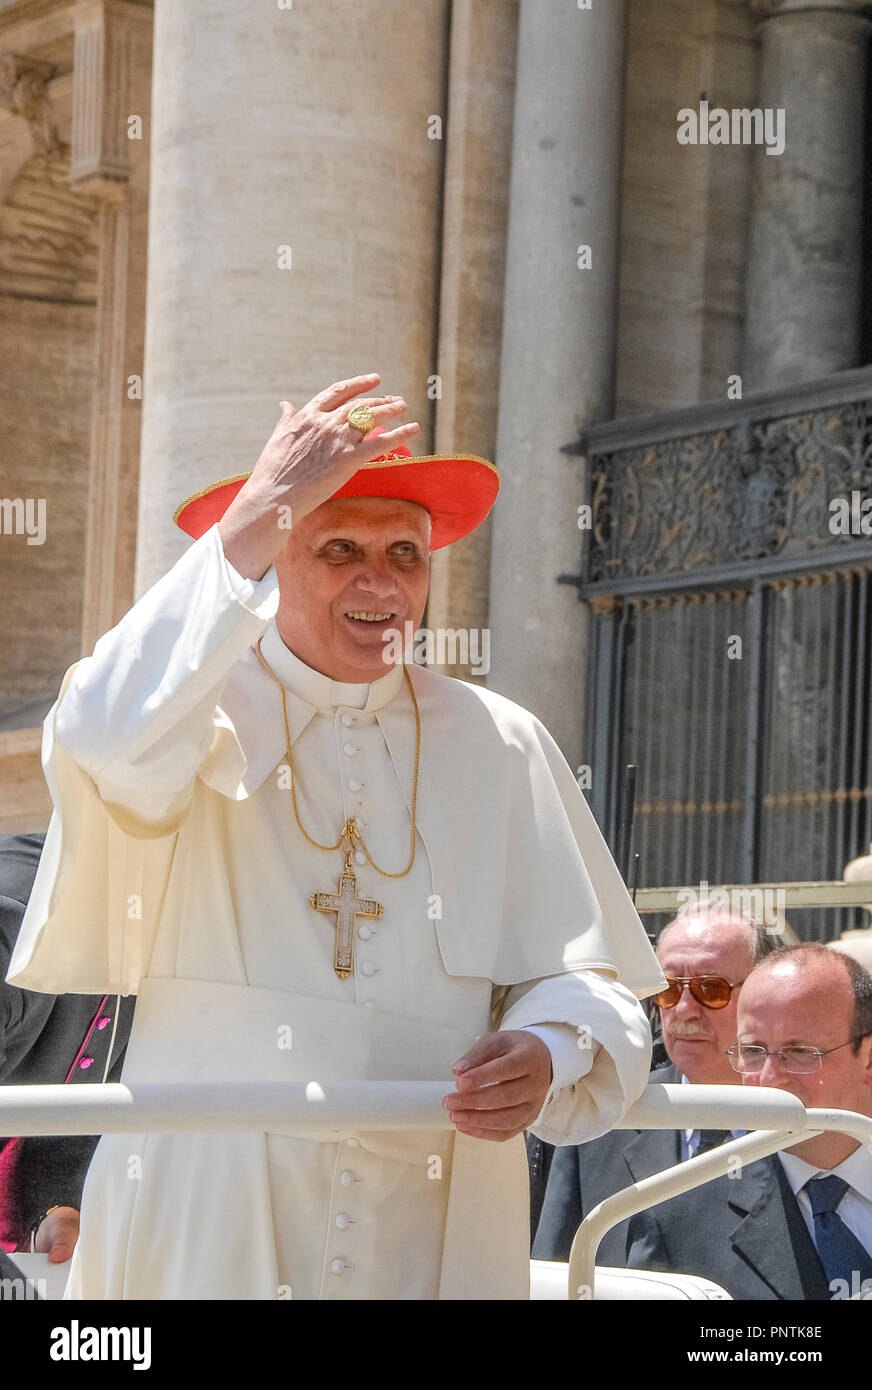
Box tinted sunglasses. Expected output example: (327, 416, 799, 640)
(653, 975, 744, 1011)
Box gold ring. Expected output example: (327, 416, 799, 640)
(346, 404, 375, 436)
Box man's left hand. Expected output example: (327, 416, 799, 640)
(443, 1030, 553, 1141)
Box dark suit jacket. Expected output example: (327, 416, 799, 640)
(0, 833, 134, 1252)
(531, 1063, 682, 1265)
(626, 1152, 833, 1300)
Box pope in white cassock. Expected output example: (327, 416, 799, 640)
(8, 374, 665, 1300)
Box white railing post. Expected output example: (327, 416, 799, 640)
(568, 1092, 872, 1300)
(567, 1126, 820, 1300)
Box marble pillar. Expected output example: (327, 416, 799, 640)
(425, 0, 518, 677)
(486, 0, 628, 764)
(72, 0, 153, 650)
(135, 0, 449, 593)
(743, 0, 870, 389)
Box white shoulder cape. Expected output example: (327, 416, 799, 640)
(9, 652, 662, 999)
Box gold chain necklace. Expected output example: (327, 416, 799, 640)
(254, 635, 422, 978)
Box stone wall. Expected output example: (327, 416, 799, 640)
(0, 294, 94, 732)
(0, 0, 152, 830)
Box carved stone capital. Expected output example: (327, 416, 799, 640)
(0, 150, 101, 301)
(0, 51, 62, 156)
(70, 0, 138, 201)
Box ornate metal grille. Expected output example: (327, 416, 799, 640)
(578, 368, 872, 940)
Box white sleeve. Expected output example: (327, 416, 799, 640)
(498, 969, 653, 1146)
(55, 524, 279, 825)
(521, 1023, 587, 1091)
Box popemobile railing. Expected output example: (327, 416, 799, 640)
(3, 1079, 872, 1300)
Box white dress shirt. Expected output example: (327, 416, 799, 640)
(680, 1072, 746, 1160)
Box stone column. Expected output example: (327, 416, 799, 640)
(425, 0, 518, 676)
(486, 0, 628, 764)
(135, 0, 449, 594)
(72, 0, 153, 649)
(743, 0, 870, 390)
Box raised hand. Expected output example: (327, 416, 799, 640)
(219, 373, 420, 580)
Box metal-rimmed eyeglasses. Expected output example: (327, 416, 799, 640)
(726, 1034, 872, 1074)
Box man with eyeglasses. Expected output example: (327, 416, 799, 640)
(626, 942, 872, 1299)
(530, 906, 774, 1262)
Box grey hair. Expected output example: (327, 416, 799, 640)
(657, 904, 778, 966)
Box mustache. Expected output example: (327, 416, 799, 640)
(665, 1021, 713, 1038)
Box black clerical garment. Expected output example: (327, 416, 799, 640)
(0, 833, 134, 1251)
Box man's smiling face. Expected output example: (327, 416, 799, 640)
(273, 495, 431, 682)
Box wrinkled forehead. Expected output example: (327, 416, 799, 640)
(307, 495, 432, 541)
(737, 960, 854, 1036)
(657, 922, 753, 977)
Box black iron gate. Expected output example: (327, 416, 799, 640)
(578, 368, 872, 940)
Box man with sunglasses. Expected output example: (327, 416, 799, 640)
(625, 943, 872, 1299)
(531, 907, 772, 1262)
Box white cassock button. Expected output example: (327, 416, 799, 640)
(341, 714, 354, 727)
(343, 743, 358, 756)
(358, 924, 372, 940)
(361, 961, 376, 977)
(348, 779, 362, 791)
(346, 1137, 360, 1148)
(354, 850, 366, 865)
(330, 1259, 347, 1275)
(335, 1213, 351, 1230)
(340, 1171, 355, 1187)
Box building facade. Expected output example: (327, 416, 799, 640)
(1, 0, 869, 931)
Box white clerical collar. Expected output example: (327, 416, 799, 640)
(778, 1142, 872, 1203)
(259, 620, 405, 713)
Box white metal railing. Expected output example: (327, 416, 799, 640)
(619, 1082, 807, 1131)
(3, 1079, 870, 1301)
(0, 1080, 453, 1135)
(0, 1080, 816, 1138)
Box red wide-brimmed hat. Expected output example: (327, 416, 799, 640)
(172, 431, 500, 550)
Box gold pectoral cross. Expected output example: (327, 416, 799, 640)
(310, 850, 384, 979)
